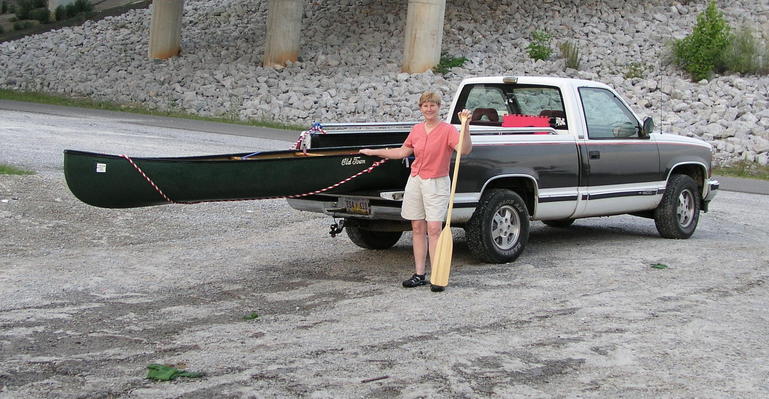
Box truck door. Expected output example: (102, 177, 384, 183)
(577, 87, 662, 217)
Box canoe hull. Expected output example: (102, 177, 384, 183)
(64, 149, 410, 208)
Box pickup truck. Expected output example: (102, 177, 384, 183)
(287, 76, 719, 263)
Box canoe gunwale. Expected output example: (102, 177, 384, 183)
(63, 146, 386, 163)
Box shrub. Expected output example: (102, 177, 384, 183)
(13, 0, 45, 18)
(0, 25, 4, 34)
(719, 25, 768, 75)
(14, 0, 32, 20)
(13, 20, 33, 31)
(559, 41, 581, 70)
(624, 62, 649, 79)
(433, 52, 468, 74)
(54, 4, 65, 20)
(673, 0, 731, 81)
(28, 7, 49, 23)
(62, 0, 93, 18)
(527, 30, 552, 61)
(1, 1, 7, 14)
(74, 0, 94, 14)
(64, 3, 77, 18)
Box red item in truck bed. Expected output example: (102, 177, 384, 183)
(502, 114, 550, 128)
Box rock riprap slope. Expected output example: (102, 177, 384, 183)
(1, 0, 767, 165)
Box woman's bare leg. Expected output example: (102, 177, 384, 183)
(411, 220, 427, 275)
(426, 221, 443, 274)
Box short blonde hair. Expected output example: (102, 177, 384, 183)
(418, 91, 442, 106)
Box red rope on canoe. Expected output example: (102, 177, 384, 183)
(292, 122, 327, 152)
(120, 154, 388, 205)
(120, 154, 175, 203)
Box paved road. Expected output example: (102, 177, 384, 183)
(0, 99, 295, 143)
(713, 175, 769, 195)
(1, 99, 766, 195)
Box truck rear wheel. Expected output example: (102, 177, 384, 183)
(346, 226, 403, 250)
(654, 174, 700, 239)
(465, 189, 530, 263)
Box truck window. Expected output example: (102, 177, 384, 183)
(464, 85, 508, 126)
(514, 87, 564, 117)
(579, 87, 640, 139)
(453, 84, 567, 130)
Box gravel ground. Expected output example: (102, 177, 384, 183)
(1, 108, 769, 398)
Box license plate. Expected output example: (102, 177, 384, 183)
(342, 197, 370, 215)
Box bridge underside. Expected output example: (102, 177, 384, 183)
(148, 0, 446, 73)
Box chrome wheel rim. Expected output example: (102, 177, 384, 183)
(677, 189, 695, 228)
(491, 205, 520, 250)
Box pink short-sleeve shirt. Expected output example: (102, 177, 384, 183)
(403, 122, 460, 179)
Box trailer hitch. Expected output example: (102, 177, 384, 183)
(329, 219, 345, 238)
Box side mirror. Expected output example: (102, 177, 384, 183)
(641, 117, 654, 138)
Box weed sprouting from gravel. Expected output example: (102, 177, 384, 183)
(0, 163, 35, 175)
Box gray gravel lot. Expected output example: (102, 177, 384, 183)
(1, 107, 769, 398)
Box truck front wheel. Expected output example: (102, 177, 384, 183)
(465, 189, 530, 263)
(654, 174, 700, 239)
(346, 226, 403, 250)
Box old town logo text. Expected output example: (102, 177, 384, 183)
(341, 157, 366, 166)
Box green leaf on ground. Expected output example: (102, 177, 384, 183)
(650, 263, 669, 269)
(243, 312, 260, 320)
(146, 364, 204, 381)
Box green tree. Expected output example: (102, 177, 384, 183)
(673, 0, 731, 81)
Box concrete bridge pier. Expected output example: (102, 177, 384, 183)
(402, 0, 446, 73)
(148, 0, 185, 59)
(262, 0, 304, 68)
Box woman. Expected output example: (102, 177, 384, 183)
(360, 92, 472, 287)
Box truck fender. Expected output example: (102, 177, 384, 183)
(477, 174, 539, 218)
(665, 161, 708, 197)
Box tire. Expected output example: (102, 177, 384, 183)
(542, 219, 575, 228)
(346, 226, 403, 250)
(465, 189, 530, 263)
(654, 174, 701, 239)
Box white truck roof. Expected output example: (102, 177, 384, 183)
(458, 75, 613, 90)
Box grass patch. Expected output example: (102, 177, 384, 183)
(0, 89, 305, 131)
(0, 163, 35, 175)
(719, 24, 769, 75)
(713, 160, 769, 180)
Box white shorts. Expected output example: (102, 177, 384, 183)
(401, 175, 451, 222)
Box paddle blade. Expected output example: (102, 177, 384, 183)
(430, 227, 454, 288)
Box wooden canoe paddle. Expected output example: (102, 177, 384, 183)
(430, 110, 471, 292)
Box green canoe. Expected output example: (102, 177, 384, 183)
(63, 148, 410, 208)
